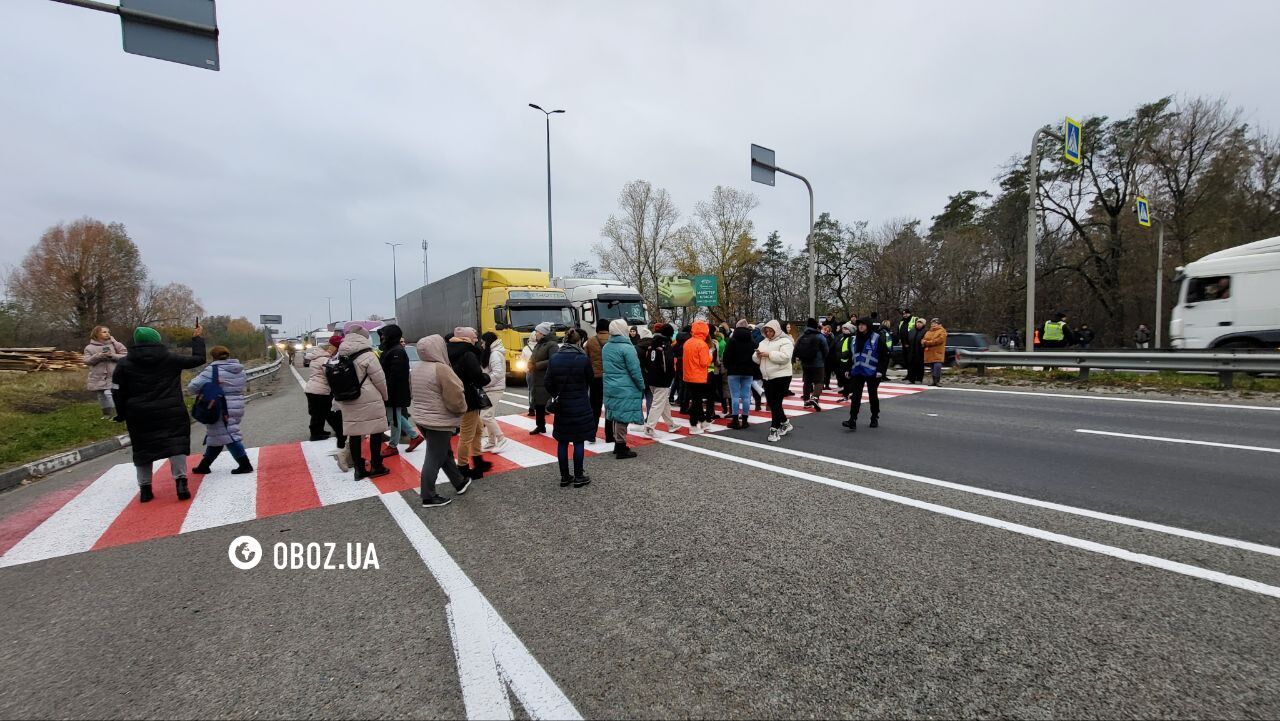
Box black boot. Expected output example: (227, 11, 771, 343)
(175, 476, 191, 501)
(727, 416, 740, 430)
(231, 456, 254, 474)
(139, 484, 154, 503)
(573, 474, 592, 488)
(192, 446, 222, 475)
(842, 417, 857, 431)
(473, 455, 493, 473)
(614, 443, 638, 459)
(740, 415, 750, 429)
(560, 475, 573, 488)
(869, 416, 879, 428)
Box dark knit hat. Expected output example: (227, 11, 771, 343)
(660, 323, 676, 338)
(806, 317, 819, 329)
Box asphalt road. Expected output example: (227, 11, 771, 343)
(1, 360, 1277, 719)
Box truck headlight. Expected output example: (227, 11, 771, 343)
(515, 359, 528, 372)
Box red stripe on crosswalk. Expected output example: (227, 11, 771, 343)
(453, 435, 523, 475)
(497, 421, 562, 456)
(254, 444, 321, 518)
(371, 454, 420, 494)
(0, 476, 96, 556)
(93, 455, 203, 551)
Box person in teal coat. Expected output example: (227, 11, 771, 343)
(602, 318, 644, 459)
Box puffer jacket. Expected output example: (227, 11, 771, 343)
(529, 335, 558, 406)
(755, 320, 795, 380)
(335, 333, 389, 436)
(584, 331, 609, 378)
(447, 339, 491, 411)
(484, 340, 506, 393)
(378, 324, 412, 408)
(84, 338, 127, 391)
(112, 336, 207, 465)
(602, 333, 645, 425)
(305, 350, 333, 394)
(409, 335, 468, 431)
(544, 343, 595, 442)
(723, 327, 757, 376)
(187, 358, 247, 445)
(923, 325, 948, 364)
(682, 321, 712, 384)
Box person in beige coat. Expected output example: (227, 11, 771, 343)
(409, 335, 472, 507)
(335, 326, 390, 480)
(754, 319, 795, 443)
(84, 325, 128, 419)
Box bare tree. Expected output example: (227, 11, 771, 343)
(594, 180, 682, 320)
(678, 185, 759, 322)
(568, 259, 599, 278)
(130, 282, 205, 328)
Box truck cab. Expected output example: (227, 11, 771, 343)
(552, 278, 650, 337)
(1169, 236, 1280, 349)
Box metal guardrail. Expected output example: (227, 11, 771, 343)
(244, 358, 282, 383)
(955, 349, 1280, 388)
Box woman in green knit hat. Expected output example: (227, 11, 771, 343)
(112, 324, 207, 503)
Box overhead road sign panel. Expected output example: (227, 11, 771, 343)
(750, 144, 776, 186)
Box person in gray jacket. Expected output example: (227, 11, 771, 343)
(84, 325, 127, 419)
(188, 345, 253, 475)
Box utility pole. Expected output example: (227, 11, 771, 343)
(323, 296, 333, 326)
(386, 242, 402, 317)
(1155, 217, 1165, 348)
(529, 103, 565, 277)
(345, 278, 355, 321)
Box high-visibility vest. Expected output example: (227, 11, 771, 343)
(1043, 321, 1065, 342)
(841, 336, 851, 355)
(852, 333, 881, 376)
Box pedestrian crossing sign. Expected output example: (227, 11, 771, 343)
(1064, 117, 1083, 165)
(1135, 196, 1151, 227)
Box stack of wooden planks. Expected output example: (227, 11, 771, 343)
(0, 348, 89, 372)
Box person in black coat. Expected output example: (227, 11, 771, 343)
(447, 328, 492, 479)
(905, 318, 927, 384)
(544, 329, 595, 488)
(723, 322, 758, 429)
(378, 323, 421, 456)
(112, 325, 206, 503)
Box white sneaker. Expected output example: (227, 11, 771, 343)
(481, 440, 495, 451)
(780, 421, 794, 436)
(491, 437, 509, 453)
(643, 426, 655, 438)
(688, 424, 704, 435)
(767, 427, 781, 443)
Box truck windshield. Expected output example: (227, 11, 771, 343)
(596, 299, 647, 324)
(510, 306, 574, 331)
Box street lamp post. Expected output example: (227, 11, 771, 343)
(529, 103, 565, 278)
(1155, 217, 1165, 348)
(345, 278, 355, 322)
(386, 242, 403, 317)
(323, 297, 333, 326)
(1025, 125, 1066, 352)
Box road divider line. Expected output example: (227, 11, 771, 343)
(699, 433, 1280, 557)
(664, 439, 1280, 598)
(289, 362, 307, 390)
(499, 400, 528, 410)
(1076, 428, 1280, 453)
(380, 492, 581, 720)
(935, 385, 1280, 411)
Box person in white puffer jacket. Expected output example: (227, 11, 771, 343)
(480, 332, 508, 452)
(754, 319, 795, 443)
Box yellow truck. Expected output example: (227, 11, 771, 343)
(395, 267, 574, 380)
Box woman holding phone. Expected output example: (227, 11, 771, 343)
(84, 325, 127, 420)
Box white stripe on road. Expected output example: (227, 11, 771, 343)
(502, 391, 529, 400)
(0, 463, 140, 567)
(379, 492, 582, 720)
(1076, 429, 1280, 454)
(699, 433, 1280, 558)
(935, 385, 1280, 411)
(664, 439, 1280, 598)
(289, 363, 307, 390)
(299, 439, 381, 504)
(180, 448, 262, 534)
(499, 400, 528, 410)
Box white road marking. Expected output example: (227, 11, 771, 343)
(379, 492, 582, 720)
(0, 463, 140, 567)
(502, 391, 529, 400)
(289, 363, 308, 390)
(180, 448, 262, 533)
(666, 439, 1280, 598)
(935, 385, 1280, 411)
(299, 439, 381, 504)
(697, 433, 1280, 558)
(926, 413, 939, 417)
(499, 400, 528, 410)
(1076, 429, 1280, 454)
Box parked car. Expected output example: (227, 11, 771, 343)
(944, 332, 994, 366)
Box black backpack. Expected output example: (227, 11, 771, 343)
(325, 347, 372, 401)
(646, 343, 668, 380)
(794, 332, 819, 363)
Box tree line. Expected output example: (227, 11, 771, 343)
(590, 96, 1279, 345)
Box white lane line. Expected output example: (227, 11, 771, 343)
(180, 448, 262, 533)
(499, 400, 528, 410)
(665, 439, 1280, 599)
(0, 463, 140, 567)
(1076, 429, 1280, 454)
(502, 391, 529, 399)
(936, 385, 1280, 412)
(289, 363, 308, 390)
(700, 433, 1280, 558)
(379, 492, 582, 720)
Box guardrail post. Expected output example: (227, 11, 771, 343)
(1218, 371, 1234, 389)
(1078, 367, 1089, 382)
(976, 364, 985, 378)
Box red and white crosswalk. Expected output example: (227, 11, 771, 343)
(0, 379, 928, 568)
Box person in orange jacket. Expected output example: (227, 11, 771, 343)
(681, 321, 713, 433)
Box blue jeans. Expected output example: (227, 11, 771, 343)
(557, 439, 585, 478)
(386, 406, 419, 448)
(728, 375, 753, 417)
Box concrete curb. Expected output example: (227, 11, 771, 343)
(0, 389, 276, 493)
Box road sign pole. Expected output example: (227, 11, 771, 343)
(1026, 127, 1044, 353)
(751, 145, 816, 319)
(1156, 218, 1164, 348)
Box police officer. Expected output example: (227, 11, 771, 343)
(1041, 312, 1074, 349)
(841, 317, 889, 431)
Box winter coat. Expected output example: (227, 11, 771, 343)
(755, 320, 795, 381)
(305, 351, 334, 395)
(795, 327, 828, 369)
(644, 337, 676, 388)
(447, 339, 491, 411)
(682, 321, 712, 384)
(723, 327, 758, 376)
(484, 340, 507, 393)
(544, 343, 595, 442)
(923, 325, 948, 364)
(84, 338, 127, 392)
(335, 333, 390, 436)
(529, 335, 559, 406)
(187, 359, 247, 446)
(112, 336, 207, 465)
(824, 332, 842, 370)
(907, 328, 927, 362)
(409, 335, 468, 431)
(633, 336, 653, 387)
(379, 340, 412, 408)
(584, 331, 609, 378)
(602, 334, 645, 425)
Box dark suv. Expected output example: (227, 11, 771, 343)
(944, 332, 993, 366)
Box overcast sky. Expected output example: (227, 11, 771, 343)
(3, 0, 1278, 335)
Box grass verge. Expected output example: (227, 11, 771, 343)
(0, 370, 121, 471)
(952, 367, 1280, 393)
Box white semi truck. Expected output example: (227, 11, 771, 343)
(1169, 236, 1280, 349)
(552, 278, 650, 337)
